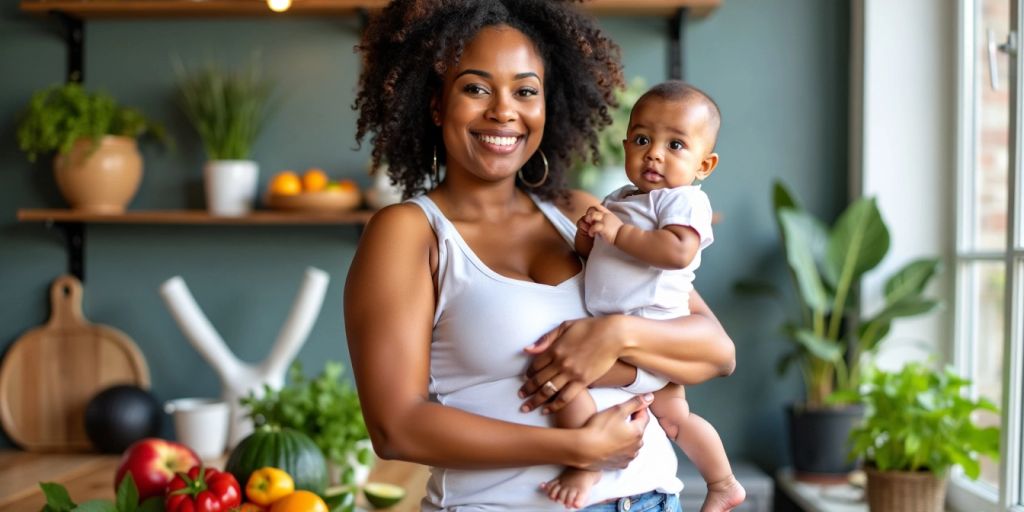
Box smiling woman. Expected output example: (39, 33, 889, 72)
(344, 1, 736, 511)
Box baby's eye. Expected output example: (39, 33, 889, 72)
(669, 140, 685, 151)
(464, 84, 489, 95)
(632, 135, 650, 145)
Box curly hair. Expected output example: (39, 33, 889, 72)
(353, 0, 624, 200)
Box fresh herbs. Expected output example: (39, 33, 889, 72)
(175, 56, 274, 161)
(849, 363, 1000, 478)
(40, 474, 163, 512)
(242, 362, 369, 467)
(16, 83, 166, 163)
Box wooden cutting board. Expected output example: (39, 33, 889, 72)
(0, 275, 150, 451)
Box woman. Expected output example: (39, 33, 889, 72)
(344, 1, 735, 510)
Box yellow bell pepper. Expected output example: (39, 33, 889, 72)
(245, 467, 295, 506)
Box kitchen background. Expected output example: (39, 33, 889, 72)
(0, 0, 850, 473)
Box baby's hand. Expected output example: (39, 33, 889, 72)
(576, 215, 596, 239)
(583, 206, 623, 244)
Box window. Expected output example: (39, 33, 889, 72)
(955, 0, 1024, 509)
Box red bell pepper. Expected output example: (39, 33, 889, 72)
(165, 466, 242, 512)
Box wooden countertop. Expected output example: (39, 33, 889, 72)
(0, 450, 428, 512)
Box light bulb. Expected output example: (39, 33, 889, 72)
(267, 0, 291, 13)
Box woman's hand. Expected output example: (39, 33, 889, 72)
(573, 393, 652, 471)
(519, 316, 626, 414)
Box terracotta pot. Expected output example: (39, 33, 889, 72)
(866, 466, 947, 512)
(53, 136, 142, 214)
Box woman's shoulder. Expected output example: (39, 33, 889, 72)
(553, 188, 601, 221)
(362, 201, 436, 247)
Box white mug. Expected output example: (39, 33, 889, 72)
(164, 398, 230, 460)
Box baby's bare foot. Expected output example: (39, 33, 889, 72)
(701, 475, 745, 512)
(540, 469, 602, 509)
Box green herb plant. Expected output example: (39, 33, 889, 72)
(575, 77, 646, 192)
(174, 56, 274, 160)
(16, 83, 167, 163)
(40, 473, 163, 512)
(737, 181, 942, 408)
(849, 362, 1000, 478)
(242, 362, 371, 473)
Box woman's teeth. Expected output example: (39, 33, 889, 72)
(478, 134, 518, 146)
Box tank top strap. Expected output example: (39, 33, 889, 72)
(528, 194, 577, 246)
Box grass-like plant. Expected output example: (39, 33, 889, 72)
(849, 362, 999, 478)
(175, 57, 274, 161)
(16, 82, 166, 162)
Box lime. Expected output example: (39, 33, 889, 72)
(322, 485, 355, 511)
(363, 482, 406, 509)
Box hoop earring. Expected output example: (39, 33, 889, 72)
(518, 149, 549, 188)
(432, 147, 440, 185)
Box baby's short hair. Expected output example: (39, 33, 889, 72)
(636, 80, 721, 148)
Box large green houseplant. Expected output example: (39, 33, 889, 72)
(175, 57, 274, 216)
(849, 363, 999, 512)
(740, 180, 942, 476)
(15, 82, 166, 212)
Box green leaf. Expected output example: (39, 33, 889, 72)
(779, 209, 831, 312)
(772, 181, 798, 219)
(136, 498, 164, 512)
(824, 198, 889, 285)
(857, 320, 891, 353)
(874, 299, 941, 323)
(775, 350, 801, 377)
(115, 473, 138, 512)
(884, 258, 940, 305)
(40, 482, 76, 512)
(794, 329, 843, 362)
(72, 500, 117, 512)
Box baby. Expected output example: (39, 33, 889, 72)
(542, 81, 745, 512)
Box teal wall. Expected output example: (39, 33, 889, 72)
(0, 1, 849, 471)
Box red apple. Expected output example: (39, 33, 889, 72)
(114, 438, 200, 499)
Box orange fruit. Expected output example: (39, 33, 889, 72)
(268, 490, 328, 512)
(337, 179, 358, 192)
(269, 171, 302, 196)
(302, 168, 329, 192)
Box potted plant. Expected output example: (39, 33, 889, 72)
(849, 362, 999, 512)
(241, 362, 372, 489)
(738, 180, 942, 479)
(175, 57, 274, 216)
(16, 82, 166, 213)
(574, 77, 646, 198)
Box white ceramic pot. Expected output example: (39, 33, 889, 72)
(204, 160, 258, 216)
(164, 398, 230, 461)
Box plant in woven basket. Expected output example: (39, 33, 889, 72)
(849, 362, 1000, 511)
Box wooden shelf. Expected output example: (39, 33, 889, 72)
(20, 0, 721, 18)
(17, 208, 375, 225)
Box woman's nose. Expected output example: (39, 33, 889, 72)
(487, 92, 516, 123)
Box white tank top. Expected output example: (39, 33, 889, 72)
(407, 194, 683, 511)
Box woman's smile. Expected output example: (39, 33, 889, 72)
(473, 131, 524, 154)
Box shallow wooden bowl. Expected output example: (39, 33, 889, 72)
(266, 190, 361, 212)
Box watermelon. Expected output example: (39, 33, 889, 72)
(225, 426, 329, 494)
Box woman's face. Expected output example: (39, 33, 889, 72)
(436, 25, 545, 185)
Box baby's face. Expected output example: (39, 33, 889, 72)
(622, 97, 716, 193)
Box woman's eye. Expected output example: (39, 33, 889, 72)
(669, 140, 685, 151)
(464, 84, 489, 95)
(517, 87, 539, 97)
(632, 135, 650, 145)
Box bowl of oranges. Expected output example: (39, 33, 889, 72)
(265, 168, 362, 212)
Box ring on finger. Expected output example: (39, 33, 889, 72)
(542, 381, 558, 395)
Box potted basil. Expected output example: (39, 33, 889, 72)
(175, 57, 274, 216)
(16, 82, 166, 213)
(738, 181, 942, 479)
(849, 363, 999, 512)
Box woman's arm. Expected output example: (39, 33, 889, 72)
(518, 290, 735, 414)
(345, 204, 650, 470)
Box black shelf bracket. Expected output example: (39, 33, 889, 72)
(52, 10, 84, 83)
(669, 8, 687, 80)
(51, 222, 86, 282)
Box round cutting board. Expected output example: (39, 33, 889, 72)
(0, 275, 150, 451)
